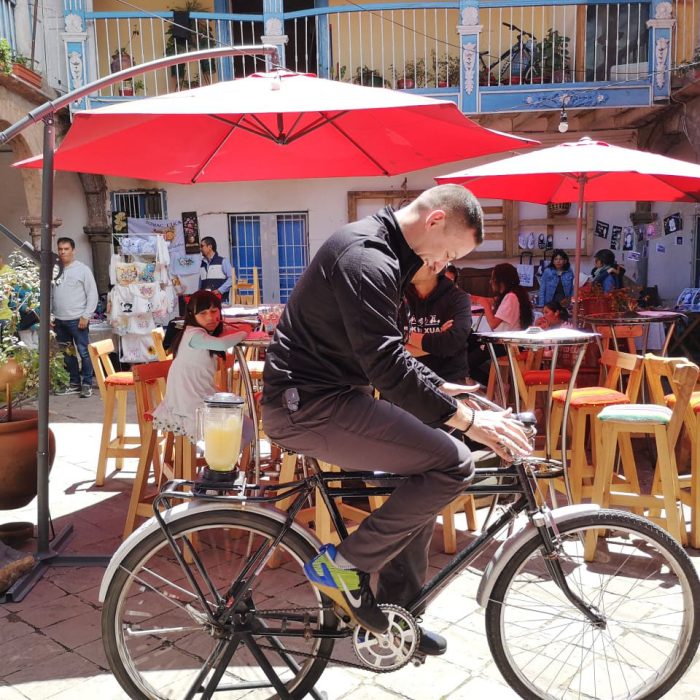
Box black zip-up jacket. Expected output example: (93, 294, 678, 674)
(405, 275, 471, 383)
(262, 207, 459, 427)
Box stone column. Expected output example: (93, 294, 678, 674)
(84, 227, 112, 295)
(457, 0, 482, 114)
(647, 0, 676, 103)
(20, 217, 62, 252)
(262, 0, 288, 69)
(61, 1, 89, 110)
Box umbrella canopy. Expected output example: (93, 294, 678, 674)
(436, 136, 700, 203)
(16, 71, 535, 183)
(436, 136, 700, 322)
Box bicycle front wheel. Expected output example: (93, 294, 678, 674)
(485, 510, 700, 700)
(102, 509, 336, 699)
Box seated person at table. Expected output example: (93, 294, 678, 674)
(589, 249, 624, 293)
(403, 264, 472, 383)
(153, 290, 253, 447)
(468, 263, 534, 386)
(538, 249, 574, 307)
(535, 300, 571, 330)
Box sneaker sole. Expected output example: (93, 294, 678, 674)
(310, 581, 388, 635)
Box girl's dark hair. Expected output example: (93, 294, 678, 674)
(170, 290, 224, 358)
(544, 300, 570, 323)
(550, 249, 570, 270)
(492, 263, 534, 329)
(594, 248, 616, 267)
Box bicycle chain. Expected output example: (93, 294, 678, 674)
(248, 606, 423, 673)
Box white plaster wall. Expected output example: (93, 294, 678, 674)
(93, 142, 700, 306)
(0, 150, 32, 260)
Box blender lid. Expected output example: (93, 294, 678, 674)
(204, 392, 245, 407)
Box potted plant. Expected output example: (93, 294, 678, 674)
(392, 58, 427, 89)
(0, 253, 68, 513)
(533, 29, 571, 83)
(166, 0, 217, 85)
(0, 40, 42, 89)
(353, 65, 386, 87)
(677, 45, 700, 84)
(430, 51, 461, 88)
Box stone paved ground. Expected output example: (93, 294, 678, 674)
(1, 393, 700, 699)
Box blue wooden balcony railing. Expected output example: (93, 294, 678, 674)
(60, 0, 695, 112)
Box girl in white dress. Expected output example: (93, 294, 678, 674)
(153, 290, 251, 444)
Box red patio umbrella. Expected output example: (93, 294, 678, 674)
(436, 136, 700, 322)
(15, 71, 535, 183)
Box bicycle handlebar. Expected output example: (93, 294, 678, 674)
(501, 21, 534, 39)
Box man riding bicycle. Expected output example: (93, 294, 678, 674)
(262, 184, 531, 652)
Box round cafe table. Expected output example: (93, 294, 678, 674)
(582, 310, 686, 358)
(476, 327, 596, 503)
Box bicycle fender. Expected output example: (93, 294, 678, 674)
(475, 503, 601, 608)
(98, 501, 324, 602)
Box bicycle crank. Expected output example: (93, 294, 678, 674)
(352, 604, 421, 672)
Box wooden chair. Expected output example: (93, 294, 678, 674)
(587, 355, 699, 553)
(122, 360, 171, 538)
(235, 267, 261, 306)
(151, 327, 171, 361)
(549, 349, 644, 503)
(88, 339, 141, 486)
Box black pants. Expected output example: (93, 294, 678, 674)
(262, 389, 474, 608)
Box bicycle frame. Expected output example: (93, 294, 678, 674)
(107, 452, 603, 639)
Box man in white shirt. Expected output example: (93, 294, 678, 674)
(52, 237, 99, 398)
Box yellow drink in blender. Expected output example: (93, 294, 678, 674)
(204, 415, 243, 471)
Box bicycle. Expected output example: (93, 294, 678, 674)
(99, 394, 700, 699)
(479, 22, 536, 86)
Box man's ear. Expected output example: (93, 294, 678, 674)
(425, 209, 446, 229)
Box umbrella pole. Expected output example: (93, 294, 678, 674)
(572, 176, 587, 326)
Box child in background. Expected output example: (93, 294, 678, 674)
(153, 290, 253, 447)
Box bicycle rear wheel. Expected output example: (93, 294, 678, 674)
(485, 510, 700, 700)
(102, 509, 336, 699)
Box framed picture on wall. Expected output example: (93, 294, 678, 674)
(182, 211, 200, 254)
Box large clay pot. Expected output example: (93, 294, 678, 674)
(0, 409, 55, 510)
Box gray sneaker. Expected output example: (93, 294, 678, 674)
(80, 385, 93, 398)
(55, 384, 81, 396)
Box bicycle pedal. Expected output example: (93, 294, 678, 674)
(412, 651, 427, 666)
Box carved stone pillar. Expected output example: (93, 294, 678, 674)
(84, 227, 112, 295)
(457, 0, 482, 114)
(78, 173, 112, 296)
(20, 217, 62, 251)
(629, 201, 657, 226)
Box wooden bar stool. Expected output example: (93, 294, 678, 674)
(235, 267, 261, 306)
(511, 348, 572, 413)
(89, 338, 141, 486)
(665, 390, 700, 547)
(549, 350, 644, 503)
(151, 327, 171, 361)
(586, 355, 699, 553)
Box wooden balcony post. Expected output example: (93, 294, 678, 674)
(646, 0, 676, 103)
(457, 0, 482, 114)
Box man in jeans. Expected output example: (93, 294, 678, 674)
(262, 185, 531, 651)
(52, 237, 99, 398)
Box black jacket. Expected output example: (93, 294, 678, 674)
(262, 207, 458, 427)
(405, 275, 471, 383)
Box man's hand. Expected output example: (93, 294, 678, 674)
(78, 316, 89, 329)
(440, 381, 480, 396)
(440, 319, 454, 332)
(466, 408, 532, 462)
(446, 402, 532, 462)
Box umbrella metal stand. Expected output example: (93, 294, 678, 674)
(0, 45, 280, 603)
(572, 175, 587, 327)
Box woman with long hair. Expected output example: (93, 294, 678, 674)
(468, 263, 534, 385)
